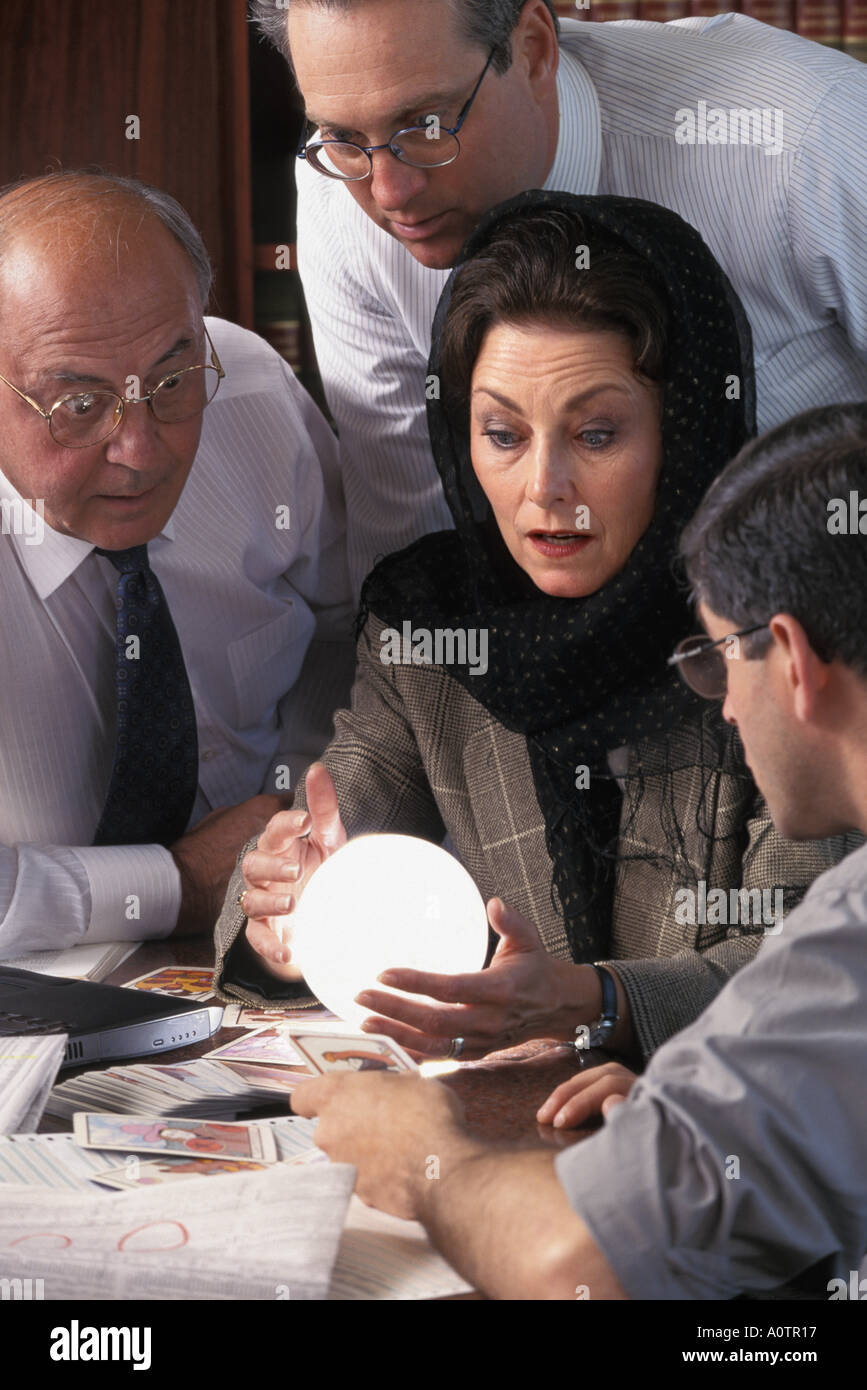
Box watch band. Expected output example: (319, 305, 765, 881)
(574, 963, 619, 1056)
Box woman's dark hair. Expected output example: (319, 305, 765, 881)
(438, 207, 671, 420)
(681, 402, 867, 675)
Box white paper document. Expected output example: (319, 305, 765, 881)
(329, 1196, 473, 1301)
(0, 1161, 355, 1299)
(1, 941, 138, 981)
(0, 1034, 68, 1135)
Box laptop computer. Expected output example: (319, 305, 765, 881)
(0, 966, 223, 1068)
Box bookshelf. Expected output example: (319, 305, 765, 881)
(555, 0, 867, 58)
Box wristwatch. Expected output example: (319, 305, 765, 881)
(574, 962, 619, 1057)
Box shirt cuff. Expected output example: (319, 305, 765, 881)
(553, 1099, 740, 1301)
(76, 844, 181, 943)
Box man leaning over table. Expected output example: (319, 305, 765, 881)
(293, 403, 867, 1301)
(251, 0, 867, 594)
(0, 171, 354, 961)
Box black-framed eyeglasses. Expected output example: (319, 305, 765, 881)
(668, 624, 771, 699)
(297, 47, 497, 181)
(0, 325, 225, 449)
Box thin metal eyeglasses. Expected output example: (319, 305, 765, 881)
(297, 47, 497, 181)
(0, 324, 225, 449)
(668, 624, 771, 699)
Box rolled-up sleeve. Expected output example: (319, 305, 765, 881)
(555, 876, 867, 1298)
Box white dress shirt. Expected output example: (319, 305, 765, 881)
(0, 316, 354, 957)
(296, 13, 867, 593)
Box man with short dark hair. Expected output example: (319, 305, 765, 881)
(293, 403, 867, 1300)
(0, 171, 353, 957)
(252, 0, 867, 592)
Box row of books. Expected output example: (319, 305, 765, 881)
(555, 1, 867, 58)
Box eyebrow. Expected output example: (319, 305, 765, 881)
(307, 86, 463, 134)
(472, 383, 632, 413)
(30, 336, 196, 391)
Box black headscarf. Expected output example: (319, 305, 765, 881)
(360, 191, 756, 961)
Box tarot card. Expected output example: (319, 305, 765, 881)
(287, 1030, 419, 1075)
(73, 1112, 278, 1163)
(221, 1005, 338, 1028)
(123, 966, 215, 999)
(90, 1156, 269, 1189)
(203, 1026, 305, 1068)
(219, 1061, 311, 1091)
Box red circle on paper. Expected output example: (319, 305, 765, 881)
(9, 1232, 72, 1249)
(117, 1220, 189, 1252)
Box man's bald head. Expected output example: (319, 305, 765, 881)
(0, 172, 216, 550)
(0, 171, 212, 314)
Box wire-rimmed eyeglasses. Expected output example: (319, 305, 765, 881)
(297, 47, 497, 181)
(0, 324, 225, 449)
(668, 624, 771, 699)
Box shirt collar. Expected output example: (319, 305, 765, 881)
(0, 467, 175, 601)
(544, 37, 601, 197)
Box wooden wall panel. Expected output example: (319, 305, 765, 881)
(0, 0, 253, 325)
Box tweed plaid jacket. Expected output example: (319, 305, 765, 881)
(214, 613, 856, 1059)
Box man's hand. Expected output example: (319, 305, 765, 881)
(352, 898, 602, 1059)
(170, 794, 290, 935)
(291, 1072, 475, 1220)
(241, 763, 347, 980)
(536, 1061, 637, 1129)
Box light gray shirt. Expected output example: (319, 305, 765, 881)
(296, 13, 867, 593)
(556, 840, 867, 1298)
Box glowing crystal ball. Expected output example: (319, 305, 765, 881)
(289, 834, 489, 1029)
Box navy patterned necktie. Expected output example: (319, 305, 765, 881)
(93, 544, 199, 848)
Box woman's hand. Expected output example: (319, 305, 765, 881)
(353, 898, 602, 1059)
(241, 763, 346, 979)
(536, 1061, 637, 1129)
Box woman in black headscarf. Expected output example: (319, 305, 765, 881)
(216, 191, 849, 1066)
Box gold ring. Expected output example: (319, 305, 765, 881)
(238, 889, 249, 915)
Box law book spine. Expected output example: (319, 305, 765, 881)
(691, 2, 742, 15)
(638, 2, 692, 17)
(794, 0, 844, 44)
(740, 0, 795, 25)
(843, 0, 867, 57)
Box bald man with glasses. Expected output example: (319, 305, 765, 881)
(0, 171, 354, 959)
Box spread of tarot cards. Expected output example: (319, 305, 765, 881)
(287, 1030, 419, 1075)
(73, 1112, 278, 1164)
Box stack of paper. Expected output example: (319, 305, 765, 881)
(0, 1124, 474, 1300)
(45, 1056, 310, 1122)
(0, 1161, 356, 1299)
(1, 941, 138, 981)
(0, 1034, 68, 1135)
